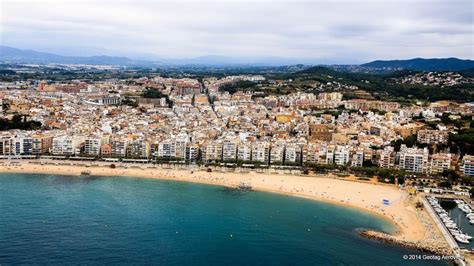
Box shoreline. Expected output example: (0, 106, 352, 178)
(0, 160, 449, 249)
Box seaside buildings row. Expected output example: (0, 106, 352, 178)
(0, 130, 465, 175)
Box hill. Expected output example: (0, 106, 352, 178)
(362, 58, 474, 71)
(292, 66, 474, 102)
(0, 46, 155, 66)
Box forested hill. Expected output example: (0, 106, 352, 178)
(362, 58, 474, 71)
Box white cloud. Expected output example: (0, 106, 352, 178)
(0, 0, 472, 63)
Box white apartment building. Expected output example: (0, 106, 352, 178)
(111, 140, 127, 157)
(379, 146, 395, 169)
(326, 144, 336, 165)
(334, 145, 351, 166)
(52, 136, 76, 155)
(430, 153, 452, 174)
(461, 155, 474, 176)
(185, 144, 199, 161)
(284, 143, 302, 164)
(351, 148, 364, 167)
(398, 145, 429, 173)
(155, 140, 176, 158)
(84, 138, 101, 156)
(270, 142, 285, 164)
(251, 142, 270, 164)
(202, 141, 223, 162)
(222, 139, 238, 161)
(237, 142, 252, 162)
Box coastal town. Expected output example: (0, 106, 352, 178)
(1, 69, 474, 264)
(1, 0, 473, 264)
(1, 73, 474, 184)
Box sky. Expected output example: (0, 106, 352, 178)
(0, 0, 473, 64)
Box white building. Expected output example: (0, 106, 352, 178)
(430, 153, 452, 174)
(237, 142, 252, 162)
(284, 143, 302, 164)
(398, 145, 429, 173)
(84, 138, 101, 156)
(185, 144, 199, 161)
(155, 140, 176, 158)
(111, 140, 127, 157)
(251, 142, 270, 164)
(334, 145, 351, 166)
(222, 139, 238, 161)
(351, 147, 364, 167)
(326, 144, 336, 165)
(461, 155, 474, 176)
(52, 136, 77, 155)
(270, 142, 285, 164)
(379, 146, 395, 169)
(202, 141, 223, 162)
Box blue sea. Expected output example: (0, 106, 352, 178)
(0, 173, 445, 265)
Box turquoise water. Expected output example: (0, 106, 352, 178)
(0, 173, 444, 265)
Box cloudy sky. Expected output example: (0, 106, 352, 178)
(0, 0, 473, 63)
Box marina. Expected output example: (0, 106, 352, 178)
(427, 196, 474, 248)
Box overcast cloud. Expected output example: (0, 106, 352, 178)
(0, 0, 473, 63)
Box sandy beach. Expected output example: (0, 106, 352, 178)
(0, 160, 438, 245)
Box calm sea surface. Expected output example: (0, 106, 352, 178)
(0, 173, 446, 265)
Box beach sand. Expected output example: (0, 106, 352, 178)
(1, 161, 427, 243)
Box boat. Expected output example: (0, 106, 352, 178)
(455, 236, 470, 244)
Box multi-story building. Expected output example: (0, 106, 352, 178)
(52, 136, 76, 155)
(344, 99, 400, 112)
(111, 140, 127, 158)
(351, 147, 364, 167)
(155, 140, 176, 158)
(284, 143, 302, 165)
(270, 142, 285, 164)
(251, 142, 270, 164)
(334, 145, 350, 166)
(430, 153, 452, 174)
(417, 130, 449, 144)
(202, 141, 223, 162)
(461, 155, 474, 176)
(326, 144, 336, 165)
(84, 138, 101, 156)
(126, 139, 149, 158)
(398, 145, 429, 173)
(0, 136, 12, 155)
(237, 142, 252, 162)
(379, 146, 395, 169)
(185, 144, 199, 161)
(222, 139, 238, 162)
(175, 138, 188, 160)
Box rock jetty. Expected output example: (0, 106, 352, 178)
(360, 230, 453, 256)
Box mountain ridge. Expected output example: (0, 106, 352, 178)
(362, 58, 474, 71)
(1, 46, 473, 70)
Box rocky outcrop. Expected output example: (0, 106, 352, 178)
(360, 230, 453, 256)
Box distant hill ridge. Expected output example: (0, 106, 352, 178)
(0, 46, 152, 66)
(1, 45, 473, 70)
(362, 58, 474, 71)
